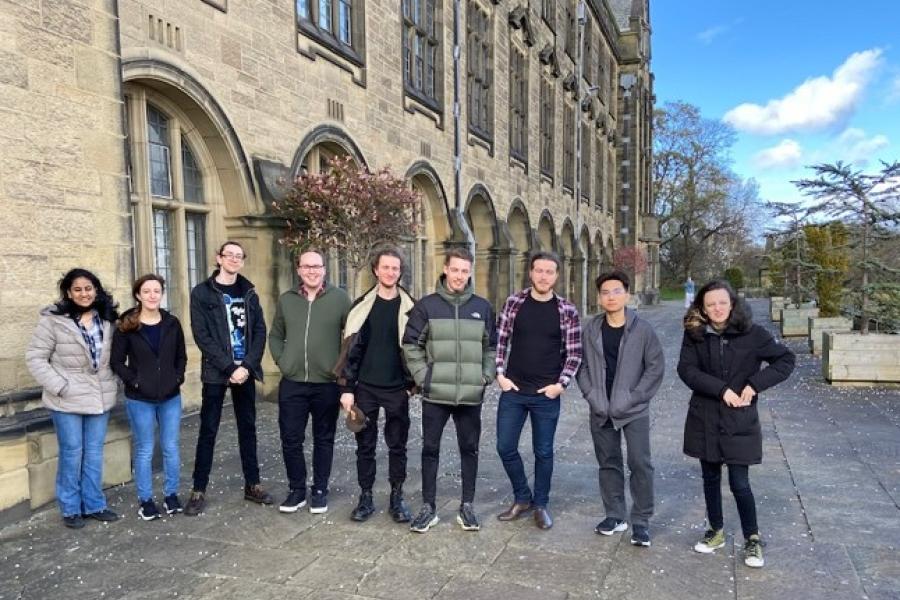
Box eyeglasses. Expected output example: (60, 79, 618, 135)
(220, 252, 245, 261)
(299, 264, 325, 271)
(600, 287, 626, 297)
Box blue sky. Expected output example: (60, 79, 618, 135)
(651, 0, 900, 206)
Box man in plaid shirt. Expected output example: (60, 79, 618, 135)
(494, 250, 582, 530)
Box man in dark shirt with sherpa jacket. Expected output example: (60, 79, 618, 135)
(335, 246, 416, 525)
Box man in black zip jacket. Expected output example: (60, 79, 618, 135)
(184, 241, 272, 516)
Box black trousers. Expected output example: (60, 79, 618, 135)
(421, 401, 482, 506)
(278, 379, 340, 494)
(354, 383, 410, 490)
(192, 380, 259, 492)
(700, 460, 758, 539)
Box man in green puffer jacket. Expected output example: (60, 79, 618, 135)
(403, 247, 497, 534)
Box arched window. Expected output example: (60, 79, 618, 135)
(125, 90, 218, 317)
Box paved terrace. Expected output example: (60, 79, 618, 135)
(1, 299, 898, 600)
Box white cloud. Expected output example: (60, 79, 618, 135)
(696, 18, 744, 45)
(888, 75, 900, 104)
(834, 128, 889, 166)
(696, 25, 728, 45)
(753, 139, 803, 170)
(723, 48, 883, 135)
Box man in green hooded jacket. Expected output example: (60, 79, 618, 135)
(402, 247, 497, 533)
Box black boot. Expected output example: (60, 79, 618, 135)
(351, 489, 375, 522)
(389, 484, 412, 523)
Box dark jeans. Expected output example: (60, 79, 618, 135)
(192, 380, 259, 492)
(278, 379, 340, 494)
(590, 414, 654, 527)
(421, 401, 482, 506)
(495, 390, 561, 507)
(700, 460, 758, 539)
(354, 383, 410, 490)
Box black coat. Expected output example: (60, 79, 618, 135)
(110, 310, 187, 403)
(190, 272, 266, 384)
(677, 323, 795, 465)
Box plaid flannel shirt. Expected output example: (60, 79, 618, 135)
(495, 288, 582, 387)
(75, 311, 104, 371)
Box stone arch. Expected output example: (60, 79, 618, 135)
(406, 161, 452, 297)
(537, 210, 557, 253)
(122, 59, 260, 321)
(560, 219, 577, 300)
(290, 124, 368, 176)
(288, 126, 369, 294)
(122, 58, 256, 218)
(464, 184, 503, 305)
(604, 236, 616, 270)
(579, 226, 593, 313)
(507, 199, 534, 289)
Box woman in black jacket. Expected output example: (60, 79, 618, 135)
(111, 274, 187, 521)
(677, 279, 794, 569)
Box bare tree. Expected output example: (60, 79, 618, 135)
(653, 101, 762, 283)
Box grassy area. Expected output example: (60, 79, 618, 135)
(659, 286, 684, 301)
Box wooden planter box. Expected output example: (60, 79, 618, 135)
(823, 332, 900, 385)
(808, 316, 853, 355)
(780, 307, 819, 337)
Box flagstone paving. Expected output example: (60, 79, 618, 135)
(1, 299, 898, 599)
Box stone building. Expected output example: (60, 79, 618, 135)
(0, 0, 657, 516)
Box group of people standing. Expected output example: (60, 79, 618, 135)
(25, 240, 794, 569)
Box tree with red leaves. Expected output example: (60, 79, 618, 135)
(272, 155, 421, 293)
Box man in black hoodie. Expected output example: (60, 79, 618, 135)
(184, 241, 272, 516)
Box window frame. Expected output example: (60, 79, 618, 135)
(296, 0, 366, 67)
(539, 77, 554, 180)
(466, 1, 494, 145)
(508, 41, 528, 164)
(124, 87, 215, 322)
(403, 0, 443, 111)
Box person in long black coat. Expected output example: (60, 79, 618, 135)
(676, 279, 794, 569)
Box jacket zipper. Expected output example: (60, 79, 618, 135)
(455, 300, 461, 402)
(303, 295, 313, 382)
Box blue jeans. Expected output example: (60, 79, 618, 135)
(50, 410, 111, 517)
(496, 390, 561, 507)
(126, 396, 182, 501)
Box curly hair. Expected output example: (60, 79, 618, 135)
(684, 278, 752, 339)
(51, 268, 119, 322)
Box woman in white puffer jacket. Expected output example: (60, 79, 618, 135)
(26, 268, 121, 529)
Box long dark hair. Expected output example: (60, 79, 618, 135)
(118, 274, 166, 333)
(51, 268, 119, 322)
(684, 278, 752, 339)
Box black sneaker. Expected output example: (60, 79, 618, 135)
(184, 490, 205, 516)
(84, 509, 119, 523)
(409, 504, 439, 533)
(457, 502, 480, 531)
(138, 499, 162, 521)
(309, 489, 328, 514)
(244, 484, 274, 505)
(631, 524, 651, 547)
(163, 494, 183, 515)
(63, 515, 85, 529)
(351, 490, 375, 522)
(279, 489, 307, 513)
(389, 486, 412, 523)
(594, 517, 628, 536)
